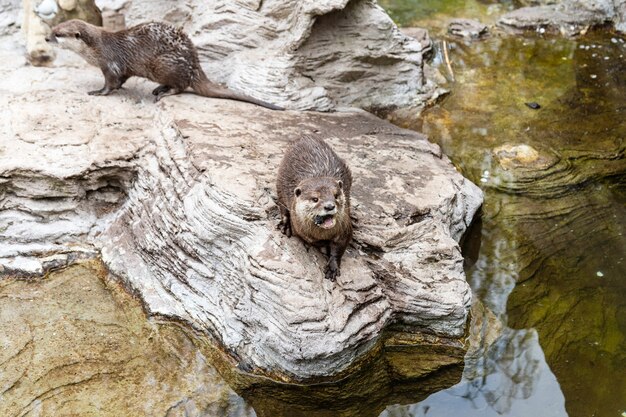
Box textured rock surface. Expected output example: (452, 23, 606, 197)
(499, 0, 626, 35)
(0, 0, 20, 35)
(448, 18, 489, 39)
(22, 0, 101, 66)
(0, 261, 254, 417)
(116, 0, 437, 112)
(0, 17, 482, 382)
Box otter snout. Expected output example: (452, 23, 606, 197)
(324, 203, 336, 212)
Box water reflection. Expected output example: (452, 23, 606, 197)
(382, 8, 626, 417)
(381, 329, 567, 417)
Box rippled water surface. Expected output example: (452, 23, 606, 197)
(381, 1, 626, 416)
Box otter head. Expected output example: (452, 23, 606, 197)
(45, 20, 97, 62)
(294, 178, 345, 230)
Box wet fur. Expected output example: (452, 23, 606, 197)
(277, 136, 353, 281)
(47, 20, 282, 109)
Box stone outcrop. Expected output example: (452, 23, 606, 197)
(499, 0, 626, 35)
(0, 3, 482, 383)
(448, 18, 489, 39)
(112, 0, 438, 112)
(0, 262, 253, 417)
(21, 0, 101, 65)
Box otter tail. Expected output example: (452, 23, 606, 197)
(191, 76, 284, 111)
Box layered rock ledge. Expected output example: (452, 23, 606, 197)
(498, 0, 626, 35)
(0, 19, 482, 382)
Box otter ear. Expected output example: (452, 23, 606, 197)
(294, 187, 301, 197)
(337, 180, 343, 190)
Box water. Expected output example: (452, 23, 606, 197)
(380, 1, 626, 416)
(378, 0, 515, 35)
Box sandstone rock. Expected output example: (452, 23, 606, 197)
(493, 143, 556, 171)
(0, 261, 253, 417)
(0, 31, 482, 383)
(448, 18, 489, 39)
(22, 0, 102, 66)
(498, 0, 626, 35)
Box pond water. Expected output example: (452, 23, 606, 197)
(380, 1, 626, 416)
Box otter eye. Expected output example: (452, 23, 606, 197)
(75, 32, 80, 39)
(312, 197, 319, 203)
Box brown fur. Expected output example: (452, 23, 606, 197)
(277, 136, 353, 281)
(46, 20, 283, 110)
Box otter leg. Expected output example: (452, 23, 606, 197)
(89, 71, 127, 96)
(152, 85, 171, 96)
(278, 206, 292, 238)
(154, 87, 183, 102)
(88, 86, 113, 96)
(324, 241, 347, 282)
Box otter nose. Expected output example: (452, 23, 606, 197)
(324, 203, 335, 211)
(45, 36, 50, 42)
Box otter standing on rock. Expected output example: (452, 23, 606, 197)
(277, 136, 353, 281)
(45, 20, 283, 109)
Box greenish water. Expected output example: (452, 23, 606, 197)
(381, 2, 626, 417)
(379, 0, 515, 34)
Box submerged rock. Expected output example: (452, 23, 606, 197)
(448, 18, 489, 39)
(493, 143, 556, 171)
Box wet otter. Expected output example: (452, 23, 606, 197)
(45, 20, 283, 110)
(277, 136, 353, 281)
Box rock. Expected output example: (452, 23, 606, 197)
(0, 260, 493, 416)
(493, 143, 556, 170)
(22, 0, 102, 66)
(0, 261, 253, 417)
(120, 0, 438, 112)
(498, 0, 626, 35)
(0, 0, 20, 35)
(101, 9, 125, 30)
(398, 26, 433, 51)
(0, 12, 482, 384)
(23, 0, 57, 65)
(448, 18, 489, 39)
(516, 0, 559, 4)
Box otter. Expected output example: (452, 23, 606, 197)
(45, 20, 283, 110)
(277, 136, 353, 281)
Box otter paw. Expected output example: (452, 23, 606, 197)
(88, 88, 111, 96)
(324, 266, 339, 282)
(152, 85, 171, 96)
(278, 221, 292, 238)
